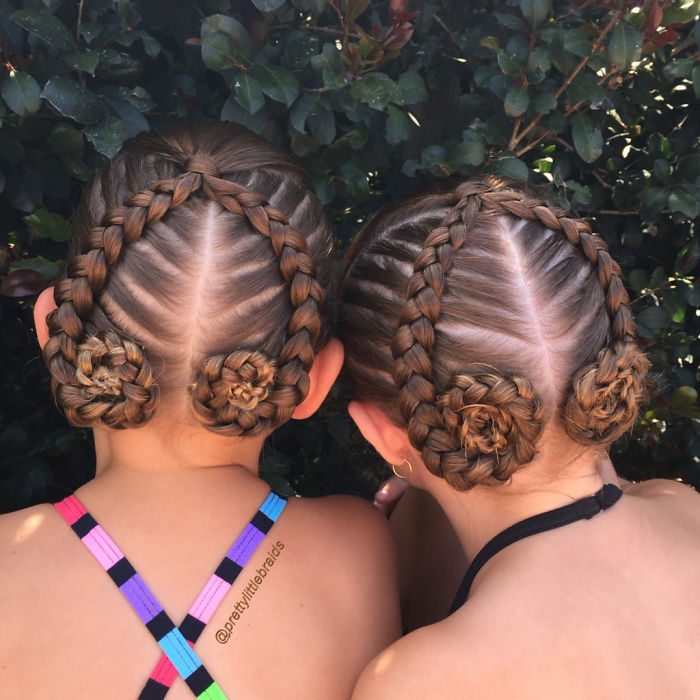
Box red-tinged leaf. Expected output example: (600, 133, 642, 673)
(651, 28, 680, 49)
(389, 0, 408, 22)
(645, 3, 663, 35)
(1, 268, 46, 297)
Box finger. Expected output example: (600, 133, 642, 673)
(374, 476, 410, 505)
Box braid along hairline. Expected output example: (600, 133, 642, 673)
(390, 178, 649, 491)
(44, 155, 325, 436)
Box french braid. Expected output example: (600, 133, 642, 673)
(43, 131, 324, 436)
(190, 164, 323, 435)
(387, 178, 648, 490)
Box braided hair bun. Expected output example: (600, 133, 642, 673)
(434, 369, 544, 490)
(43, 120, 331, 435)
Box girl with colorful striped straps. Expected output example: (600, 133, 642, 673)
(0, 120, 400, 699)
(341, 178, 700, 699)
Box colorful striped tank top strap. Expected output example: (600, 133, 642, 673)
(140, 491, 287, 699)
(55, 494, 230, 700)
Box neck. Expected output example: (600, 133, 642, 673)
(91, 414, 266, 481)
(423, 444, 617, 564)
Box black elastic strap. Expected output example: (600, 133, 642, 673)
(450, 484, 623, 613)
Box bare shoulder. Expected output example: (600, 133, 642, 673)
(352, 613, 501, 700)
(0, 502, 58, 558)
(624, 477, 698, 499)
(291, 493, 397, 560)
(624, 478, 700, 517)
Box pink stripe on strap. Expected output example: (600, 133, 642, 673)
(83, 526, 125, 569)
(55, 494, 87, 525)
(190, 576, 229, 624)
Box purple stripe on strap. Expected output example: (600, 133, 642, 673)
(120, 574, 164, 623)
(229, 524, 265, 566)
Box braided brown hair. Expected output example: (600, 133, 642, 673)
(342, 178, 649, 491)
(43, 120, 332, 435)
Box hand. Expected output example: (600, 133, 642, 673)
(373, 476, 410, 517)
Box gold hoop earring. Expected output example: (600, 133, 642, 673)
(391, 458, 413, 480)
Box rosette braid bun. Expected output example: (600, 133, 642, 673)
(43, 119, 332, 434)
(342, 177, 648, 490)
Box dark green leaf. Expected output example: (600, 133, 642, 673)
(339, 162, 369, 199)
(41, 77, 106, 124)
(234, 73, 265, 114)
(10, 256, 63, 281)
(670, 386, 698, 411)
(693, 65, 700, 99)
(385, 105, 409, 145)
(637, 305, 670, 330)
(505, 85, 529, 117)
(64, 51, 100, 76)
(250, 64, 299, 107)
(519, 0, 551, 25)
(46, 123, 84, 159)
(571, 113, 603, 163)
(608, 23, 642, 71)
(497, 51, 520, 77)
(1, 72, 41, 116)
(24, 207, 71, 242)
(494, 156, 529, 180)
(532, 89, 557, 114)
(677, 153, 700, 181)
(220, 95, 268, 134)
(84, 117, 128, 158)
(350, 73, 396, 110)
(675, 239, 700, 274)
(450, 130, 486, 168)
(308, 108, 336, 145)
(281, 32, 320, 71)
(201, 14, 253, 70)
(653, 159, 671, 184)
(669, 190, 699, 219)
(642, 187, 668, 216)
(562, 28, 590, 57)
(494, 12, 527, 31)
(10, 9, 76, 52)
(79, 21, 103, 44)
(628, 269, 648, 293)
(310, 44, 346, 89)
(663, 57, 694, 81)
(251, 0, 286, 11)
(289, 94, 318, 133)
(395, 72, 428, 105)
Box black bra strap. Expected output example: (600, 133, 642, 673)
(450, 484, 623, 613)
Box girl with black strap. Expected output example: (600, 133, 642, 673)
(341, 177, 700, 698)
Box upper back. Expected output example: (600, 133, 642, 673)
(0, 475, 400, 699)
(353, 480, 700, 700)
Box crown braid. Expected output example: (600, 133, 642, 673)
(44, 146, 324, 436)
(390, 178, 649, 490)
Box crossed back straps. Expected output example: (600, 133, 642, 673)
(55, 490, 287, 699)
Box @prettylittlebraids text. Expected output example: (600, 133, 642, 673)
(215, 540, 285, 644)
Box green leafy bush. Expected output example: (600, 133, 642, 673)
(0, 0, 698, 511)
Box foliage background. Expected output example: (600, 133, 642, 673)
(0, 0, 698, 513)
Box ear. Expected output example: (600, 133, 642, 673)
(34, 286, 57, 349)
(292, 337, 345, 420)
(347, 400, 411, 466)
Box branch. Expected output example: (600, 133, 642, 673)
(510, 8, 624, 151)
(76, 0, 85, 42)
(508, 116, 522, 152)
